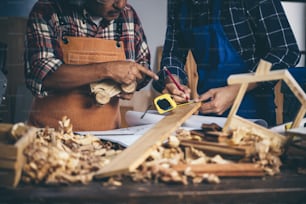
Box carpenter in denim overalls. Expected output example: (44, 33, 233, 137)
(180, 0, 276, 126)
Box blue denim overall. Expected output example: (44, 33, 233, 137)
(180, 0, 276, 126)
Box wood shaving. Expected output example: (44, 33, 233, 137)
(22, 116, 122, 185)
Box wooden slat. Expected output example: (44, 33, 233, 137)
(223, 83, 248, 132)
(172, 163, 265, 177)
(95, 102, 201, 179)
(0, 144, 18, 160)
(0, 153, 25, 170)
(0, 168, 22, 187)
(227, 70, 286, 85)
(180, 140, 249, 157)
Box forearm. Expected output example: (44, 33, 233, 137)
(43, 63, 110, 91)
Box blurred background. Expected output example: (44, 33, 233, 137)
(0, 0, 305, 124)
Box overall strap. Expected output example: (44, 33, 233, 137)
(212, 0, 222, 22)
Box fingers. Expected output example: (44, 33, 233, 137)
(163, 83, 190, 103)
(197, 90, 218, 114)
(135, 64, 159, 80)
(197, 90, 227, 115)
(194, 91, 213, 102)
(121, 62, 158, 86)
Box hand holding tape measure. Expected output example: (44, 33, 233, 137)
(153, 67, 192, 114)
(154, 93, 194, 114)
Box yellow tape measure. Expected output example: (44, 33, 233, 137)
(153, 93, 194, 114)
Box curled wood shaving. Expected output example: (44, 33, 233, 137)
(22, 116, 122, 185)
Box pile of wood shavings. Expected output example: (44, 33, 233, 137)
(128, 132, 222, 185)
(20, 117, 285, 186)
(22, 116, 123, 185)
(124, 125, 286, 185)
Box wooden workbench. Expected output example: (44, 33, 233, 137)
(1, 166, 305, 204)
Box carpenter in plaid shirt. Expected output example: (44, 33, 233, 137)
(25, 0, 157, 97)
(24, 0, 158, 131)
(153, 0, 301, 126)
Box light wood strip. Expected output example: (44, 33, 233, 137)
(227, 70, 286, 85)
(254, 60, 272, 76)
(223, 83, 248, 132)
(180, 140, 248, 157)
(172, 163, 265, 177)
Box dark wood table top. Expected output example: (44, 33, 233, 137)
(1, 167, 306, 204)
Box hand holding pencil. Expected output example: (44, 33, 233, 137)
(162, 67, 190, 103)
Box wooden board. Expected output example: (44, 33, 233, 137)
(95, 102, 201, 179)
(0, 127, 37, 160)
(172, 163, 265, 177)
(0, 169, 22, 187)
(0, 125, 37, 187)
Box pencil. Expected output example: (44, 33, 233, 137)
(163, 66, 189, 101)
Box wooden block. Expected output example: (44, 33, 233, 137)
(94, 102, 201, 179)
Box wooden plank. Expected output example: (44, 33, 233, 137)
(95, 102, 201, 179)
(0, 158, 19, 170)
(0, 127, 37, 160)
(172, 163, 265, 177)
(0, 143, 18, 159)
(0, 155, 25, 170)
(180, 140, 249, 157)
(0, 168, 22, 187)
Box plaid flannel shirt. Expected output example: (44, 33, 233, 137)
(25, 0, 151, 97)
(153, 0, 301, 92)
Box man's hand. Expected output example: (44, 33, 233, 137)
(106, 61, 158, 85)
(162, 75, 191, 104)
(195, 84, 241, 115)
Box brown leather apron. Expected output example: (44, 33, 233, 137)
(28, 37, 126, 131)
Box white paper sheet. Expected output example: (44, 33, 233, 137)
(125, 110, 268, 129)
(269, 118, 306, 134)
(77, 111, 305, 148)
(76, 124, 154, 147)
